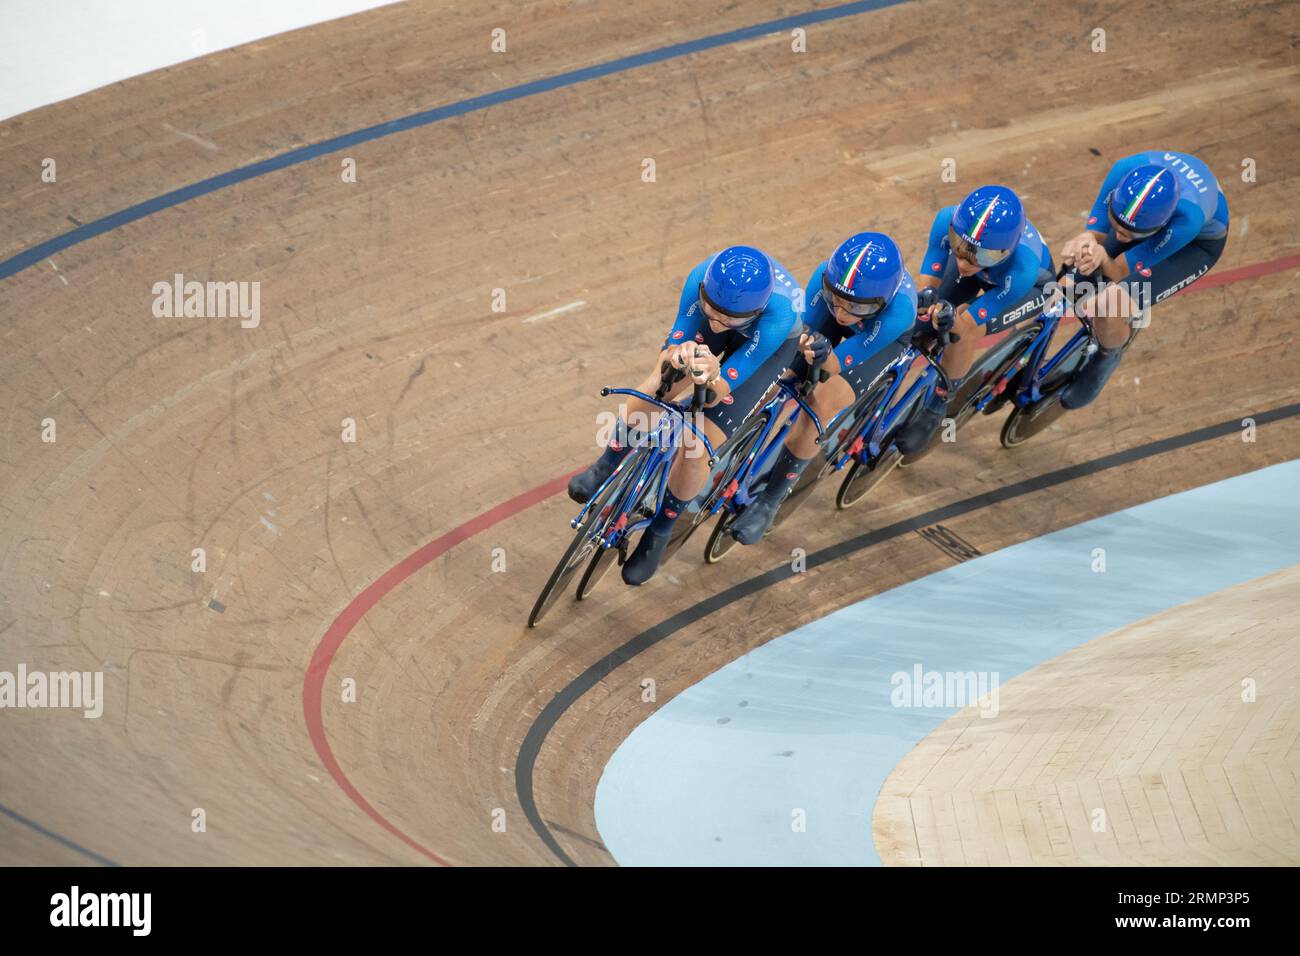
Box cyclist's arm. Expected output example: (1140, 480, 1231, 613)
(916, 208, 952, 284)
(721, 307, 795, 390)
(965, 247, 1039, 324)
(788, 327, 839, 378)
(1122, 203, 1203, 273)
(1062, 155, 1143, 262)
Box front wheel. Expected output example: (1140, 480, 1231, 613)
(575, 545, 619, 600)
(777, 369, 900, 512)
(999, 334, 1096, 449)
(677, 412, 771, 559)
(901, 322, 1045, 467)
(528, 447, 650, 627)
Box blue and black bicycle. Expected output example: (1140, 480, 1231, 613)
(695, 362, 827, 563)
(527, 365, 715, 627)
(764, 308, 959, 523)
(934, 266, 1141, 451)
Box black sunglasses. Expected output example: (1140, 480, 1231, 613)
(821, 272, 885, 318)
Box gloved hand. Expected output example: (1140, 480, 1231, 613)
(932, 302, 956, 333)
(799, 331, 832, 365)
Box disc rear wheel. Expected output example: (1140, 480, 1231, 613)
(999, 334, 1093, 449)
(704, 510, 740, 564)
(836, 446, 903, 509)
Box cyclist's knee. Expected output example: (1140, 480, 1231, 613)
(817, 372, 855, 412)
(1088, 282, 1139, 322)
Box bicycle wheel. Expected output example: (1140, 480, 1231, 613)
(680, 413, 770, 562)
(1000, 394, 1069, 447)
(704, 509, 740, 564)
(827, 372, 908, 507)
(999, 336, 1092, 448)
(579, 451, 672, 598)
(1000, 317, 1142, 450)
(575, 545, 619, 600)
(897, 324, 1040, 468)
(769, 369, 899, 520)
(955, 321, 1046, 420)
(836, 446, 903, 509)
(528, 446, 651, 627)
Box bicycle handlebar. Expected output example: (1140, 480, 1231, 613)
(914, 288, 960, 348)
(657, 360, 714, 410)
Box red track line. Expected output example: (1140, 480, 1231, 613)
(302, 248, 1296, 864)
(1190, 250, 1300, 291)
(302, 471, 575, 865)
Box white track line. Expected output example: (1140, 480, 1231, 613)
(522, 301, 586, 324)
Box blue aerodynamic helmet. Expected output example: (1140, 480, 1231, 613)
(949, 185, 1026, 267)
(822, 232, 904, 318)
(1109, 164, 1179, 237)
(699, 245, 774, 324)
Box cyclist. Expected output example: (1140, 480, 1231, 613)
(567, 245, 802, 585)
(894, 184, 1054, 454)
(729, 232, 916, 544)
(1057, 150, 1229, 408)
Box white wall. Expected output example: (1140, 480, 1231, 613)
(0, 0, 402, 121)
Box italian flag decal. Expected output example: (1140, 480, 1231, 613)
(966, 196, 999, 242)
(840, 245, 872, 288)
(1123, 170, 1166, 223)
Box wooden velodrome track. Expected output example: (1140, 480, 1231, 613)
(2, 0, 1298, 866)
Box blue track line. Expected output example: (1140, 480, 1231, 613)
(0, 0, 910, 282)
(2, 0, 914, 866)
(0, 801, 120, 866)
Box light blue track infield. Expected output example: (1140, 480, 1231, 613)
(593, 459, 1300, 866)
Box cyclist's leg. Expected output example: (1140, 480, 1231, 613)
(944, 262, 1056, 367)
(1062, 236, 1225, 409)
(732, 337, 903, 544)
(897, 268, 1051, 453)
(933, 257, 986, 378)
(623, 334, 798, 582)
(895, 261, 984, 453)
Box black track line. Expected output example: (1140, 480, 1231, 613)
(515, 401, 1300, 866)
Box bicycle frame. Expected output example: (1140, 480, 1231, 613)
(571, 386, 716, 548)
(973, 295, 1096, 411)
(706, 376, 826, 517)
(820, 339, 949, 471)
